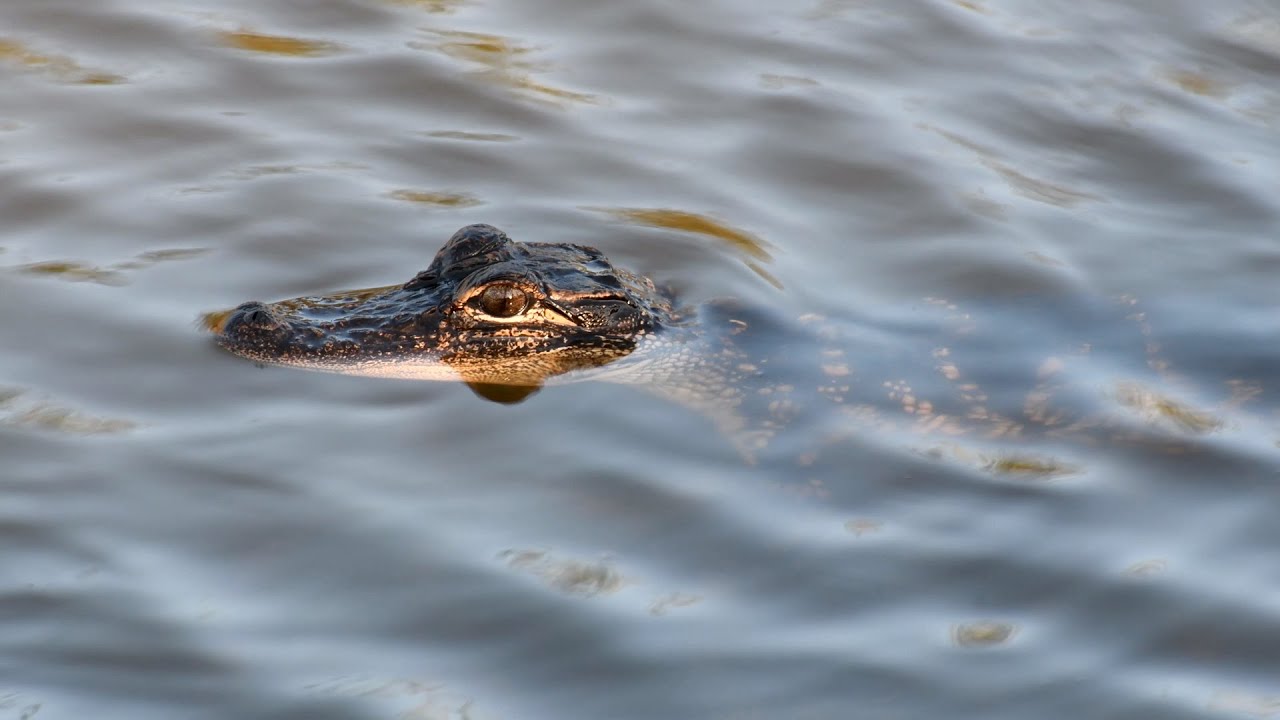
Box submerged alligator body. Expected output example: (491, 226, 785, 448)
(214, 223, 835, 453)
(213, 224, 1271, 465)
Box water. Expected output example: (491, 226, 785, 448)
(2, 0, 1278, 717)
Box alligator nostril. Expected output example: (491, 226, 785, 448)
(225, 301, 278, 333)
(243, 307, 272, 325)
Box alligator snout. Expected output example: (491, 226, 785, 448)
(221, 301, 284, 335)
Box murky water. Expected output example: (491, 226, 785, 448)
(2, 0, 1278, 717)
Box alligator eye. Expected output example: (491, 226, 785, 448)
(477, 284, 530, 318)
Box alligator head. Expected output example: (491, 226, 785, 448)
(213, 224, 675, 402)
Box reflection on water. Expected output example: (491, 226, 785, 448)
(383, 0, 470, 13)
(411, 28, 598, 105)
(0, 38, 124, 84)
(598, 207, 772, 262)
(598, 207, 780, 287)
(928, 126, 1102, 209)
(387, 188, 483, 207)
(499, 549, 625, 598)
(0, 387, 134, 434)
(420, 130, 518, 142)
(12, 248, 209, 286)
(952, 621, 1017, 649)
(218, 30, 344, 58)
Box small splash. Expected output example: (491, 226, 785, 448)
(499, 549, 624, 597)
(387, 189, 483, 207)
(952, 621, 1017, 648)
(218, 31, 343, 57)
(0, 38, 125, 84)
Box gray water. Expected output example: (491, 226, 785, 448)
(2, 1, 1279, 718)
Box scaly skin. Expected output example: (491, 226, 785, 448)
(213, 224, 679, 395)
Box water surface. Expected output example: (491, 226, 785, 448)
(1, 1, 1278, 718)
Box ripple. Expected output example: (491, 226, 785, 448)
(648, 592, 701, 617)
(217, 30, 344, 58)
(382, 0, 470, 13)
(409, 28, 598, 105)
(421, 130, 519, 142)
(596, 207, 773, 262)
(926, 125, 1102, 208)
(981, 453, 1081, 480)
(386, 189, 483, 207)
(1114, 383, 1223, 435)
(303, 676, 478, 718)
(952, 621, 1018, 648)
(499, 549, 625, 598)
(10, 248, 209, 286)
(0, 38, 124, 84)
(0, 387, 134, 435)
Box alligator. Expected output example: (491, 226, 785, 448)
(211, 224, 1272, 467)
(214, 224, 683, 400)
(213, 223, 787, 448)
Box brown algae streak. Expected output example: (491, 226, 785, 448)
(14, 248, 209, 286)
(0, 387, 134, 434)
(387, 189, 483, 208)
(411, 29, 597, 105)
(598, 207, 773, 262)
(982, 454, 1080, 480)
(1115, 383, 1222, 434)
(0, 38, 124, 84)
(218, 31, 343, 57)
(383, 0, 470, 13)
(598, 207, 780, 287)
